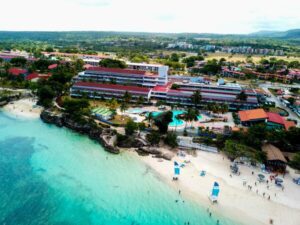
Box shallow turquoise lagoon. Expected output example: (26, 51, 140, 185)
(0, 111, 239, 225)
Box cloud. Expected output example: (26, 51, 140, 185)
(0, 0, 299, 33)
(71, 0, 111, 7)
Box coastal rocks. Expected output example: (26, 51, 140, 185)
(40, 109, 120, 154)
(137, 147, 174, 160)
(40, 110, 64, 127)
(117, 136, 148, 148)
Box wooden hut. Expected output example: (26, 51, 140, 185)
(262, 144, 287, 173)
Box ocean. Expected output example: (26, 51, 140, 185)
(0, 111, 240, 225)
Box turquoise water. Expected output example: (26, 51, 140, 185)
(151, 110, 202, 127)
(0, 111, 239, 225)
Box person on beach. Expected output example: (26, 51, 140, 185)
(269, 219, 273, 224)
(209, 212, 212, 217)
(179, 190, 181, 195)
(216, 220, 220, 224)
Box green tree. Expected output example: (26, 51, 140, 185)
(137, 96, 144, 105)
(146, 131, 160, 146)
(171, 83, 180, 90)
(236, 91, 247, 102)
(37, 85, 56, 107)
(63, 98, 90, 117)
(99, 58, 126, 68)
(223, 140, 265, 162)
(191, 90, 202, 107)
(289, 152, 300, 170)
(125, 119, 138, 136)
(154, 111, 173, 133)
(123, 91, 132, 104)
(120, 102, 128, 113)
(170, 53, 179, 62)
(10, 57, 27, 67)
(164, 132, 178, 148)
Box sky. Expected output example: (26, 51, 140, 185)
(0, 0, 299, 34)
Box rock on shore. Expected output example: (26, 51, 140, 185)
(40, 109, 120, 154)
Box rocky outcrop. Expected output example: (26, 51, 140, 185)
(117, 136, 148, 148)
(40, 110, 64, 127)
(40, 109, 120, 154)
(136, 147, 174, 160)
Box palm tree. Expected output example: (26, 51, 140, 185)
(191, 90, 202, 108)
(236, 90, 247, 102)
(137, 96, 144, 105)
(120, 102, 128, 114)
(146, 112, 154, 128)
(184, 108, 198, 129)
(123, 91, 132, 104)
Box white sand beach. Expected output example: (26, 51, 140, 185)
(2, 98, 43, 119)
(133, 150, 300, 225)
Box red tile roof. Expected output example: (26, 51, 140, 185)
(238, 109, 268, 122)
(25, 73, 39, 80)
(87, 67, 157, 76)
(267, 112, 285, 125)
(284, 120, 296, 130)
(73, 82, 151, 93)
(48, 64, 58, 70)
(26, 73, 52, 81)
(8, 68, 27, 76)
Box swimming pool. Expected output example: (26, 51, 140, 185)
(150, 110, 202, 127)
(126, 108, 147, 114)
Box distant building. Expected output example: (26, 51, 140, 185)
(8, 68, 27, 77)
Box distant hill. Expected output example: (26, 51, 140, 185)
(248, 29, 300, 39)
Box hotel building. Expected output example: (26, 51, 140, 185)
(74, 66, 168, 87)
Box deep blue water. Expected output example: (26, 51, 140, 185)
(0, 111, 240, 225)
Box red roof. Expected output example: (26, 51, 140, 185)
(48, 64, 58, 70)
(87, 67, 157, 76)
(267, 112, 285, 125)
(8, 68, 27, 76)
(238, 109, 268, 122)
(26, 73, 39, 80)
(26, 73, 52, 81)
(284, 121, 296, 130)
(73, 82, 151, 93)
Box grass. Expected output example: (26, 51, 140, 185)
(110, 114, 131, 126)
(206, 52, 300, 63)
(268, 107, 289, 117)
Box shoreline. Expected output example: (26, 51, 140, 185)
(1, 98, 43, 119)
(2, 100, 300, 225)
(130, 150, 300, 225)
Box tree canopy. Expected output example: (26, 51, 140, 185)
(99, 58, 126, 68)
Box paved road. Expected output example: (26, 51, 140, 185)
(261, 85, 300, 126)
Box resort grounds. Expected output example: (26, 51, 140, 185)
(2, 100, 300, 225)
